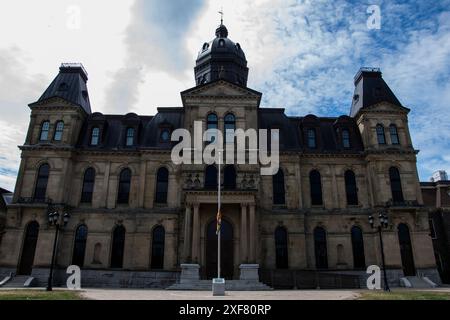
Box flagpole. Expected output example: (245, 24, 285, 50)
(217, 149, 221, 280)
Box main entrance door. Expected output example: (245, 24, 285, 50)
(206, 219, 234, 279)
(18, 221, 40, 275)
(398, 223, 416, 276)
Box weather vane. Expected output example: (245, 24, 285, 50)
(218, 7, 224, 25)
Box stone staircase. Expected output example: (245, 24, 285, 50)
(167, 279, 272, 291)
(400, 276, 437, 289)
(0, 275, 36, 288)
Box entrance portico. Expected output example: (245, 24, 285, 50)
(183, 191, 257, 279)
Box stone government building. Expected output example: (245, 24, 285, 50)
(0, 22, 442, 288)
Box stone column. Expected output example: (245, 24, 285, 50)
(249, 204, 256, 262)
(240, 203, 248, 263)
(183, 204, 192, 262)
(191, 203, 200, 263)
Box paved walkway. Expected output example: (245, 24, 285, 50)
(80, 289, 360, 300)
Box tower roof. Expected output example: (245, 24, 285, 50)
(30, 63, 92, 114)
(194, 22, 249, 87)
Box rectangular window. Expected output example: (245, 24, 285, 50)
(307, 129, 316, 148)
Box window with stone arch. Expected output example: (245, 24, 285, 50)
(344, 170, 358, 205)
(34, 163, 50, 201)
(72, 224, 88, 267)
(39, 121, 50, 141)
(275, 226, 288, 269)
(80, 167, 95, 203)
(376, 124, 386, 144)
(272, 169, 285, 205)
(389, 166, 404, 203)
(117, 168, 131, 204)
(206, 113, 218, 143)
(204, 165, 217, 189)
(309, 170, 323, 206)
(155, 167, 169, 204)
(390, 124, 400, 145)
(224, 113, 236, 144)
(110, 225, 126, 268)
(53, 121, 64, 141)
(351, 226, 366, 269)
(314, 227, 328, 269)
(151, 225, 165, 269)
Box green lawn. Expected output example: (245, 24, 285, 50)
(0, 289, 84, 300)
(357, 290, 450, 300)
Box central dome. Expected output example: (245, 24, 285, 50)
(194, 23, 249, 86)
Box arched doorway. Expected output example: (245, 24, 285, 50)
(206, 219, 234, 279)
(398, 223, 416, 276)
(18, 221, 40, 275)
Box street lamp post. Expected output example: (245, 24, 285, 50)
(369, 212, 390, 292)
(46, 208, 70, 291)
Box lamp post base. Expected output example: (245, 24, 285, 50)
(212, 278, 225, 296)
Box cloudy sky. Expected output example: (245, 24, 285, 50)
(0, 0, 449, 191)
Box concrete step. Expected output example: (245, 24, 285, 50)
(167, 280, 272, 291)
(1, 275, 32, 288)
(405, 276, 436, 288)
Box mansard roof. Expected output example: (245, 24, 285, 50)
(76, 108, 184, 150)
(30, 64, 92, 114)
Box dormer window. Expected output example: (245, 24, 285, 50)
(39, 121, 50, 141)
(202, 42, 209, 51)
(90, 127, 100, 146)
(53, 121, 64, 141)
(58, 83, 69, 91)
(342, 129, 350, 148)
(218, 39, 225, 47)
(160, 128, 171, 142)
(307, 128, 316, 148)
(126, 127, 135, 146)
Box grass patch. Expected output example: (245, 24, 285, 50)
(0, 289, 84, 300)
(358, 290, 450, 300)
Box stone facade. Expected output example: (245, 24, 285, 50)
(0, 23, 440, 288)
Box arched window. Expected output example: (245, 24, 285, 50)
(117, 168, 131, 204)
(218, 39, 225, 47)
(151, 226, 165, 269)
(342, 129, 350, 148)
(224, 113, 236, 144)
(34, 164, 49, 201)
(18, 221, 39, 275)
(309, 170, 323, 206)
(344, 170, 358, 205)
(39, 121, 50, 141)
(314, 227, 328, 269)
(398, 223, 416, 276)
(307, 129, 316, 148)
(110, 225, 126, 268)
(390, 124, 400, 145)
(90, 127, 100, 146)
(204, 165, 217, 189)
(80, 168, 95, 203)
(53, 121, 64, 141)
(275, 226, 288, 269)
(206, 113, 218, 143)
(223, 165, 236, 190)
(155, 167, 169, 204)
(351, 226, 365, 269)
(72, 224, 88, 267)
(272, 169, 285, 205)
(389, 167, 404, 203)
(376, 124, 386, 144)
(125, 127, 134, 146)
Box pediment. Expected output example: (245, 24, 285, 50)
(181, 80, 262, 99)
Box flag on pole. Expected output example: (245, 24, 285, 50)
(216, 210, 222, 235)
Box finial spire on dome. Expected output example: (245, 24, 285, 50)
(215, 8, 228, 38)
